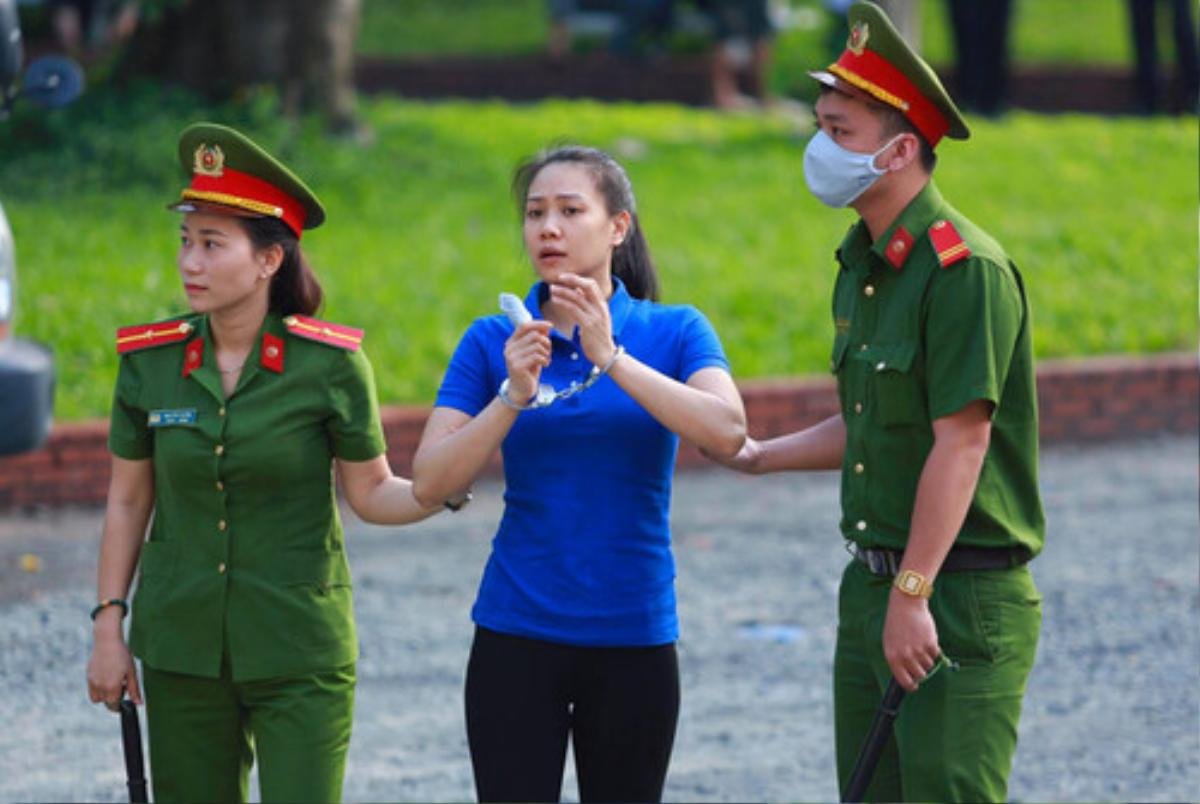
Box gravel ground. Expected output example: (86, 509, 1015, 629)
(0, 435, 1196, 802)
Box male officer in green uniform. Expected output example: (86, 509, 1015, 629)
(86, 123, 439, 802)
(713, 3, 1043, 800)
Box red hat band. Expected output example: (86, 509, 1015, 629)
(181, 166, 307, 237)
(829, 48, 950, 147)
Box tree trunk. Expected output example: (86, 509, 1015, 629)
(122, 0, 360, 130)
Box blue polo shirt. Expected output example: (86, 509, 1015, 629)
(435, 279, 730, 647)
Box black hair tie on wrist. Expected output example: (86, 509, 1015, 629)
(90, 598, 129, 621)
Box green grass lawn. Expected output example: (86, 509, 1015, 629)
(358, 0, 552, 58)
(360, 0, 1138, 67)
(2, 89, 1195, 420)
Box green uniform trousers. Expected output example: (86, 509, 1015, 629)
(141, 660, 356, 803)
(834, 559, 1041, 803)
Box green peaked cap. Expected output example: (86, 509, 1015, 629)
(810, 1, 969, 145)
(172, 122, 326, 235)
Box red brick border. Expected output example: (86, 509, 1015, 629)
(1, 354, 1195, 510)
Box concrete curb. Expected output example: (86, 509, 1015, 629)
(0, 353, 1195, 510)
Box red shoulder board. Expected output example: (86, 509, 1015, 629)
(928, 220, 971, 268)
(116, 319, 195, 354)
(283, 315, 363, 351)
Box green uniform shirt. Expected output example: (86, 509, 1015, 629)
(831, 181, 1044, 558)
(109, 312, 385, 681)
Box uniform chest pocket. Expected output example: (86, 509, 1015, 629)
(861, 342, 926, 427)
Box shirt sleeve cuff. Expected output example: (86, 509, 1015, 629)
(928, 384, 1000, 421)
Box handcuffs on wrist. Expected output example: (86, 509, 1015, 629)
(498, 345, 625, 412)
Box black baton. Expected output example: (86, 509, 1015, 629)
(841, 678, 906, 803)
(118, 698, 148, 802)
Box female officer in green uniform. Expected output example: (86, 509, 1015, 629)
(85, 123, 441, 803)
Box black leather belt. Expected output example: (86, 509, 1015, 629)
(849, 542, 1030, 577)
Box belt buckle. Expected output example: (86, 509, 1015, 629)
(847, 542, 900, 577)
(864, 547, 898, 576)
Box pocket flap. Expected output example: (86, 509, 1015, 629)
(281, 549, 352, 587)
(859, 342, 916, 373)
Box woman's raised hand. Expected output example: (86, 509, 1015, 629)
(547, 274, 615, 367)
(503, 320, 553, 402)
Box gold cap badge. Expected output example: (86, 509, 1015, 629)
(192, 143, 225, 177)
(847, 21, 869, 56)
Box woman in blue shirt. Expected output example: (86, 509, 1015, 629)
(412, 145, 746, 802)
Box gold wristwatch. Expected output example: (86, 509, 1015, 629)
(893, 569, 933, 599)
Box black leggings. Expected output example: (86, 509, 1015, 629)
(464, 626, 680, 803)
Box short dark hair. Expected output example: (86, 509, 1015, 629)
(818, 86, 937, 172)
(238, 216, 324, 316)
(873, 103, 937, 173)
(512, 145, 660, 301)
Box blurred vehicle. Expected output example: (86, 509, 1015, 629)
(0, 0, 83, 456)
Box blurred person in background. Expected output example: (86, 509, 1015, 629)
(48, 0, 94, 55)
(944, 0, 1013, 116)
(412, 144, 745, 802)
(85, 123, 439, 803)
(548, 0, 786, 112)
(48, 0, 138, 61)
(1126, 0, 1199, 113)
(695, 0, 777, 109)
(547, 0, 674, 59)
(711, 3, 1044, 800)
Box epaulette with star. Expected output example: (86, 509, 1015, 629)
(283, 315, 363, 351)
(928, 220, 971, 268)
(115, 319, 196, 354)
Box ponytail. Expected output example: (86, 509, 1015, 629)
(513, 145, 661, 301)
(612, 213, 659, 301)
(239, 216, 324, 316)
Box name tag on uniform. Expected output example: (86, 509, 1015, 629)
(148, 408, 198, 427)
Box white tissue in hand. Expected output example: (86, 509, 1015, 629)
(499, 292, 532, 327)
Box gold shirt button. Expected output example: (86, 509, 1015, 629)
(215, 480, 224, 492)
(854, 463, 865, 474)
(218, 519, 227, 531)
(217, 562, 227, 574)
(218, 406, 226, 417)
(864, 285, 875, 297)
(854, 402, 863, 414)
(214, 444, 224, 456)
(856, 520, 868, 532)
(859, 343, 868, 351)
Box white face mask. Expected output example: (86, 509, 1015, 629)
(802, 130, 904, 208)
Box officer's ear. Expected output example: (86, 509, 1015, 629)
(880, 132, 921, 173)
(255, 243, 285, 281)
